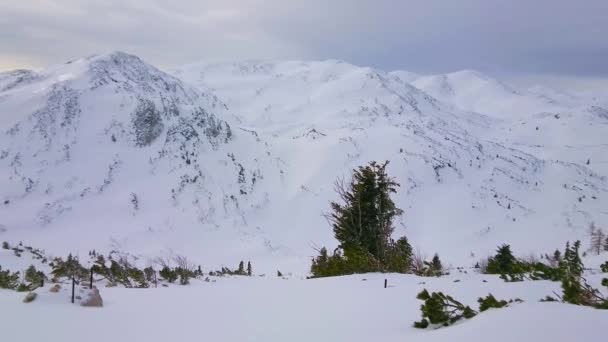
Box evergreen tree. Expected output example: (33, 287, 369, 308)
(384, 237, 413, 273)
(24, 265, 44, 287)
(486, 245, 518, 274)
(425, 253, 443, 276)
(0, 267, 20, 289)
(238, 261, 245, 275)
(247, 261, 252, 276)
(329, 161, 402, 263)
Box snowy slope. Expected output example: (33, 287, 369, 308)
(412, 70, 568, 119)
(0, 54, 607, 275)
(1, 272, 607, 342)
(173, 60, 608, 269)
(0, 52, 286, 270)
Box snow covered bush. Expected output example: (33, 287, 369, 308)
(477, 294, 508, 312)
(413, 289, 477, 328)
(0, 267, 20, 289)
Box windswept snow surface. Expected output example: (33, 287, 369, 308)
(1, 273, 607, 342)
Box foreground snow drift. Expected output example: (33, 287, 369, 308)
(1, 273, 606, 342)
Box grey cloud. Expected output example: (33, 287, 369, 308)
(1, 0, 607, 75)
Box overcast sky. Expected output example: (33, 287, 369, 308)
(1, 0, 607, 75)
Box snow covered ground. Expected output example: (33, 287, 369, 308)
(1, 273, 607, 342)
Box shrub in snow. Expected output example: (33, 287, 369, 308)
(600, 261, 608, 273)
(92, 255, 148, 288)
(24, 265, 45, 288)
(1, 241, 9, 249)
(485, 244, 518, 275)
(477, 294, 508, 312)
(540, 296, 558, 302)
(413, 289, 477, 329)
(143, 266, 156, 283)
(558, 241, 608, 309)
(0, 267, 20, 289)
(159, 266, 178, 283)
(51, 254, 88, 282)
(16, 283, 30, 292)
(49, 284, 61, 293)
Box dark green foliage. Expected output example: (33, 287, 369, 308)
(312, 162, 412, 277)
(0, 267, 20, 289)
(16, 283, 29, 292)
(559, 241, 608, 309)
(310, 247, 380, 277)
(277, 270, 283, 277)
(540, 295, 558, 302)
(413, 289, 477, 328)
(527, 262, 562, 281)
(24, 265, 45, 287)
(247, 261, 252, 276)
(175, 267, 196, 285)
(51, 254, 88, 281)
(486, 245, 517, 275)
(601, 278, 607, 287)
(419, 254, 444, 277)
(237, 261, 245, 275)
(600, 261, 608, 273)
(1, 241, 9, 249)
(478, 294, 508, 312)
(330, 161, 402, 262)
(384, 237, 413, 273)
(92, 255, 148, 288)
(159, 266, 178, 283)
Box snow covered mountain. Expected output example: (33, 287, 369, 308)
(173, 60, 608, 268)
(1, 53, 606, 273)
(0, 52, 285, 268)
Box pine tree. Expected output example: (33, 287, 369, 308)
(238, 261, 245, 275)
(422, 253, 443, 277)
(329, 161, 402, 263)
(247, 261, 252, 276)
(486, 245, 517, 274)
(24, 265, 44, 287)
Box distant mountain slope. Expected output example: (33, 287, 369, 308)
(173, 60, 608, 269)
(412, 70, 568, 119)
(0, 54, 606, 273)
(0, 52, 284, 267)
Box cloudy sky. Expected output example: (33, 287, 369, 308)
(1, 0, 607, 75)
